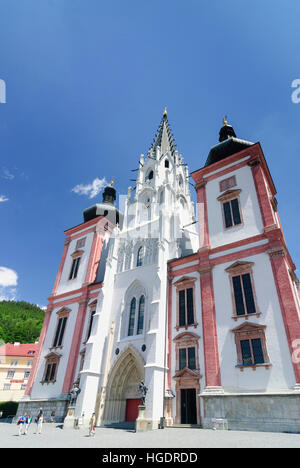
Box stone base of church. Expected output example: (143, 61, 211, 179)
(135, 405, 159, 431)
(200, 392, 300, 433)
(15, 398, 69, 423)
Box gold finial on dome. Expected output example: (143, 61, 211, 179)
(110, 178, 114, 186)
(163, 106, 167, 116)
(223, 115, 228, 126)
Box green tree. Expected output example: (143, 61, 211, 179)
(0, 301, 44, 344)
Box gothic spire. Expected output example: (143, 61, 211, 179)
(148, 108, 177, 158)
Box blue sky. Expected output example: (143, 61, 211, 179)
(0, 0, 299, 307)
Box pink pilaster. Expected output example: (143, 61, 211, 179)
(62, 296, 89, 394)
(248, 159, 277, 231)
(268, 248, 300, 383)
(84, 229, 103, 285)
(52, 237, 71, 295)
(199, 265, 221, 388)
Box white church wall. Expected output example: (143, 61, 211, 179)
(56, 232, 94, 295)
(31, 302, 79, 399)
(213, 252, 296, 392)
(206, 164, 264, 249)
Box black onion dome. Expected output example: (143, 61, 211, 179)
(204, 120, 253, 167)
(83, 183, 123, 227)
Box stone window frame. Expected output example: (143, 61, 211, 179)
(50, 307, 71, 350)
(68, 249, 84, 280)
(231, 322, 271, 372)
(225, 261, 261, 321)
(217, 189, 243, 231)
(173, 277, 198, 331)
(173, 331, 201, 373)
(41, 352, 61, 385)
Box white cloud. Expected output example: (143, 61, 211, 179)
(71, 177, 107, 199)
(0, 268, 18, 302)
(0, 195, 9, 202)
(0, 267, 18, 287)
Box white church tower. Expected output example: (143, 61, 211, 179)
(75, 108, 198, 428)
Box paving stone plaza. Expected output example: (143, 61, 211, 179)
(1, 422, 300, 449)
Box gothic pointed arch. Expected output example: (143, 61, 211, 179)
(99, 345, 145, 425)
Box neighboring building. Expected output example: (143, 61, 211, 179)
(17, 111, 300, 432)
(0, 342, 38, 402)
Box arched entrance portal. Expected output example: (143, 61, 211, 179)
(100, 346, 145, 425)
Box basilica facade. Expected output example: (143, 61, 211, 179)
(18, 111, 300, 432)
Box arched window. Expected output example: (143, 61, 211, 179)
(137, 246, 144, 267)
(137, 296, 145, 335)
(128, 298, 136, 336)
(165, 159, 169, 168)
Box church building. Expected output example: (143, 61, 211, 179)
(18, 111, 300, 432)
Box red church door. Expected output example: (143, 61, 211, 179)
(125, 399, 141, 422)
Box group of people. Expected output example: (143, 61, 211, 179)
(17, 408, 96, 437)
(17, 408, 43, 436)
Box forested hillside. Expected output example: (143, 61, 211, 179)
(0, 301, 44, 344)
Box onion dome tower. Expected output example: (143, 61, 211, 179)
(204, 117, 254, 167)
(83, 180, 123, 227)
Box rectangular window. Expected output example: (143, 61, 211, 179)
(240, 338, 265, 366)
(69, 257, 81, 280)
(188, 347, 196, 370)
(240, 340, 252, 366)
(24, 371, 31, 379)
(53, 316, 68, 348)
(6, 370, 15, 379)
(179, 348, 186, 370)
(3, 384, 11, 391)
(232, 273, 256, 316)
(179, 290, 186, 327)
(178, 288, 195, 327)
(223, 198, 242, 228)
(44, 364, 52, 382)
(21, 384, 27, 390)
(251, 338, 264, 364)
(44, 363, 57, 382)
(179, 347, 196, 370)
(186, 289, 194, 325)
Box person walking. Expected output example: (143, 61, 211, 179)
(35, 408, 43, 434)
(24, 414, 32, 435)
(17, 413, 27, 436)
(89, 413, 96, 437)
